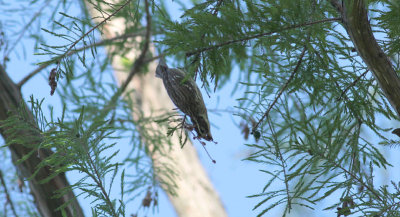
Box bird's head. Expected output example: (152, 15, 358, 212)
(155, 57, 168, 79)
(192, 115, 213, 141)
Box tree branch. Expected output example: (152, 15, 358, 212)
(252, 46, 308, 134)
(119, 0, 151, 94)
(333, 0, 400, 117)
(0, 170, 19, 217)
(5, 0, 51, 59)
(60, 0, 133, 66)
(17, 0, 133, 90)
(332, 157, 382, 202)
(17, 31, 146, 89)
(267, 119, 292, 211)
(212, 0, 224, 15)
(338, 69, 369, 101)
(186, 17, 340, 57)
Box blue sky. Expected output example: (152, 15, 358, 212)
(2, 1, 266, 217)
(3, 1, 400, 217)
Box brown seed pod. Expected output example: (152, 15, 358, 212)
(156, 59, 213, 141)
(49, 68, 57, 96)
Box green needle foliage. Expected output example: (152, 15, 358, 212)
(1, 0, 400, 217)
(1, 0, 177, 216)
(159, 0, 400, 216)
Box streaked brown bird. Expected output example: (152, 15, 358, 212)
(156, 58, 213, 141)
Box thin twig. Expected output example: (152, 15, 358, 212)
(316, 51, 363, 123)
(85, 149, 119, 217)
(17, 31, 145, 88)
(338, 69, 369, 101)
(18, 63, 48, 89)
(145, 54, 164, 63)
(252, 46, 308, 134)
(0, 171, 19, 217)
(62, 0, 133, 64)
(119, 0, 151, 94)
(17, 0, 133, 89)
(186, 17, 340, 57)
(267, 119, 291, 211)
(190, 0, 225, 90)
(96, 0, 152, 118)
(212, 0, 224, 15)
(332, 158, 383, 202)
(5, 0, 51, 59)
(22, 0, 152, 93)
(329, 0, 343, 13)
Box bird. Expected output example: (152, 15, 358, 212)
(156, 58, 213, 141)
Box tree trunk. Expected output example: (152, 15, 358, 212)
(84, 1, 228, 217)
(0, 65, 85, 217)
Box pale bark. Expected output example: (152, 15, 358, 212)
(85, 1, 228, 217)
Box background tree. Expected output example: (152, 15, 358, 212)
(1, 0, 400, 217)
